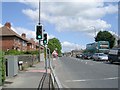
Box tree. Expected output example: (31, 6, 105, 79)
(95, 31, 115, 48)
(48, 38, 62, 55)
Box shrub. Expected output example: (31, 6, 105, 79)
(5, 50, 39, 55)
(5, 50, 23, 55)
(0, 51, 5, 84)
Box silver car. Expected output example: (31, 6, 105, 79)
(93, 53, 108, 61)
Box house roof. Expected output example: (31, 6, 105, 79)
(0, 26, 29, 42)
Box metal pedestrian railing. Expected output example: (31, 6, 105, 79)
(37, 57, 62, 90)
(49, 58, 63, 89)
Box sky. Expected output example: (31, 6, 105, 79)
(0, 0, 119, 52)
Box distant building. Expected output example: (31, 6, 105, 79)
(27, 38, 37, 51)
(118, 39, 120, 48)
(0, 22, 39, 51)
(71, 50, 83, 57)
(63, 52, 71, 57)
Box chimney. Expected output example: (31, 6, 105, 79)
(21, 33, 26, 38)
(30, 38, 35, 44)
(30, 38, 34, 41)
(5, 22, 11, 29)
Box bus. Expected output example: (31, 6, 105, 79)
(86, 41, 110, 54)
(98, 41, 110, 53)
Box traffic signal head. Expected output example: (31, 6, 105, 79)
(36, 25, 43, 40)
(43, 33, 47, 45)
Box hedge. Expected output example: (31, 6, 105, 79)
(5, 50, 40, 55)
(0, 51, 5, 85)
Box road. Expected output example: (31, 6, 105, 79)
(53, 56, 119, 88)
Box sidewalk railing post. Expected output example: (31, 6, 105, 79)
(44, 45, 47, 73)
(47, 48, 51, 69)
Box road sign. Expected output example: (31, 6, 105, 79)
(52, 50, 58, 58)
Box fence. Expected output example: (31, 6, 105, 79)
(18, 55, 38, 68)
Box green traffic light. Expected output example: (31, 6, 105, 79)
(44, 40, 47, 43)
(38, 35, 41, 39)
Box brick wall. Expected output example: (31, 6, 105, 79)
(18, 55, 38, 67)
(0, 36, 28, 51)
(5, 55, 38, 70)
(13, 37, 27, 51)
(1, 37, 14, 51)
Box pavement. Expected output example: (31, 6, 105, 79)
(1, 61, 52, 90)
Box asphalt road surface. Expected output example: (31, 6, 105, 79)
(53, 56, 119, 88)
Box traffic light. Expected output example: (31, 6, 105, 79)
(36, 25, 43, 40)
(43, 33, 47, 45)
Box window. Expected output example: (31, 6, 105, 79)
(98, 41, 109, 49)
(22, 41, 27, 46)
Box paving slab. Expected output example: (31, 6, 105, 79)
(2, 61, 52, 89)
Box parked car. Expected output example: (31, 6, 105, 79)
(87, 54, 93, 59)
(82, 53, 93, 59)
(93, 53, 108, 61)
(82, 53, 88, 59)
(76, 54, 83, 58)
(108, 48, 120, 63)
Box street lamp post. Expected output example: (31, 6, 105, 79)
(91, 26, 96, 38)
(38, 0, 41, 62)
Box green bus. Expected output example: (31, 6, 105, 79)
(86, 41, 110, 54)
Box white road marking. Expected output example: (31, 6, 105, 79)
(65, 77, 119, 82)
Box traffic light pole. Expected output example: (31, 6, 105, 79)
(38, 0, 41, 62)
(39, 40, 41, 62)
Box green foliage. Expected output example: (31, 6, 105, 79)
(0, 51, 5, 84)
(95, 31, 115, 48)
(5, 50, 39, 55)
(5, 50, 23, 55)
(48, 38, 62, 55)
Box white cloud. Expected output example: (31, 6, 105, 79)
(0, 23, 37, 41)
(61, 41, 85, 52)
(0, 22, 55, 42)
(104, 4, 118, 14)
(48, 34, 55, 39)
(109, 31, 120, 39)
(21, 2, 117, 34)
(22, 9, 39, 22)
(12, 27, 36, 40)
(12, 26, 56, 42)
(0, 23, 3, 27)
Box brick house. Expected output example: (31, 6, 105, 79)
(0, 22, 38, 51)
(27, 38, 37, 51)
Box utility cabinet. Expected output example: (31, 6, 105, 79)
(5, 56, 18, 77)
